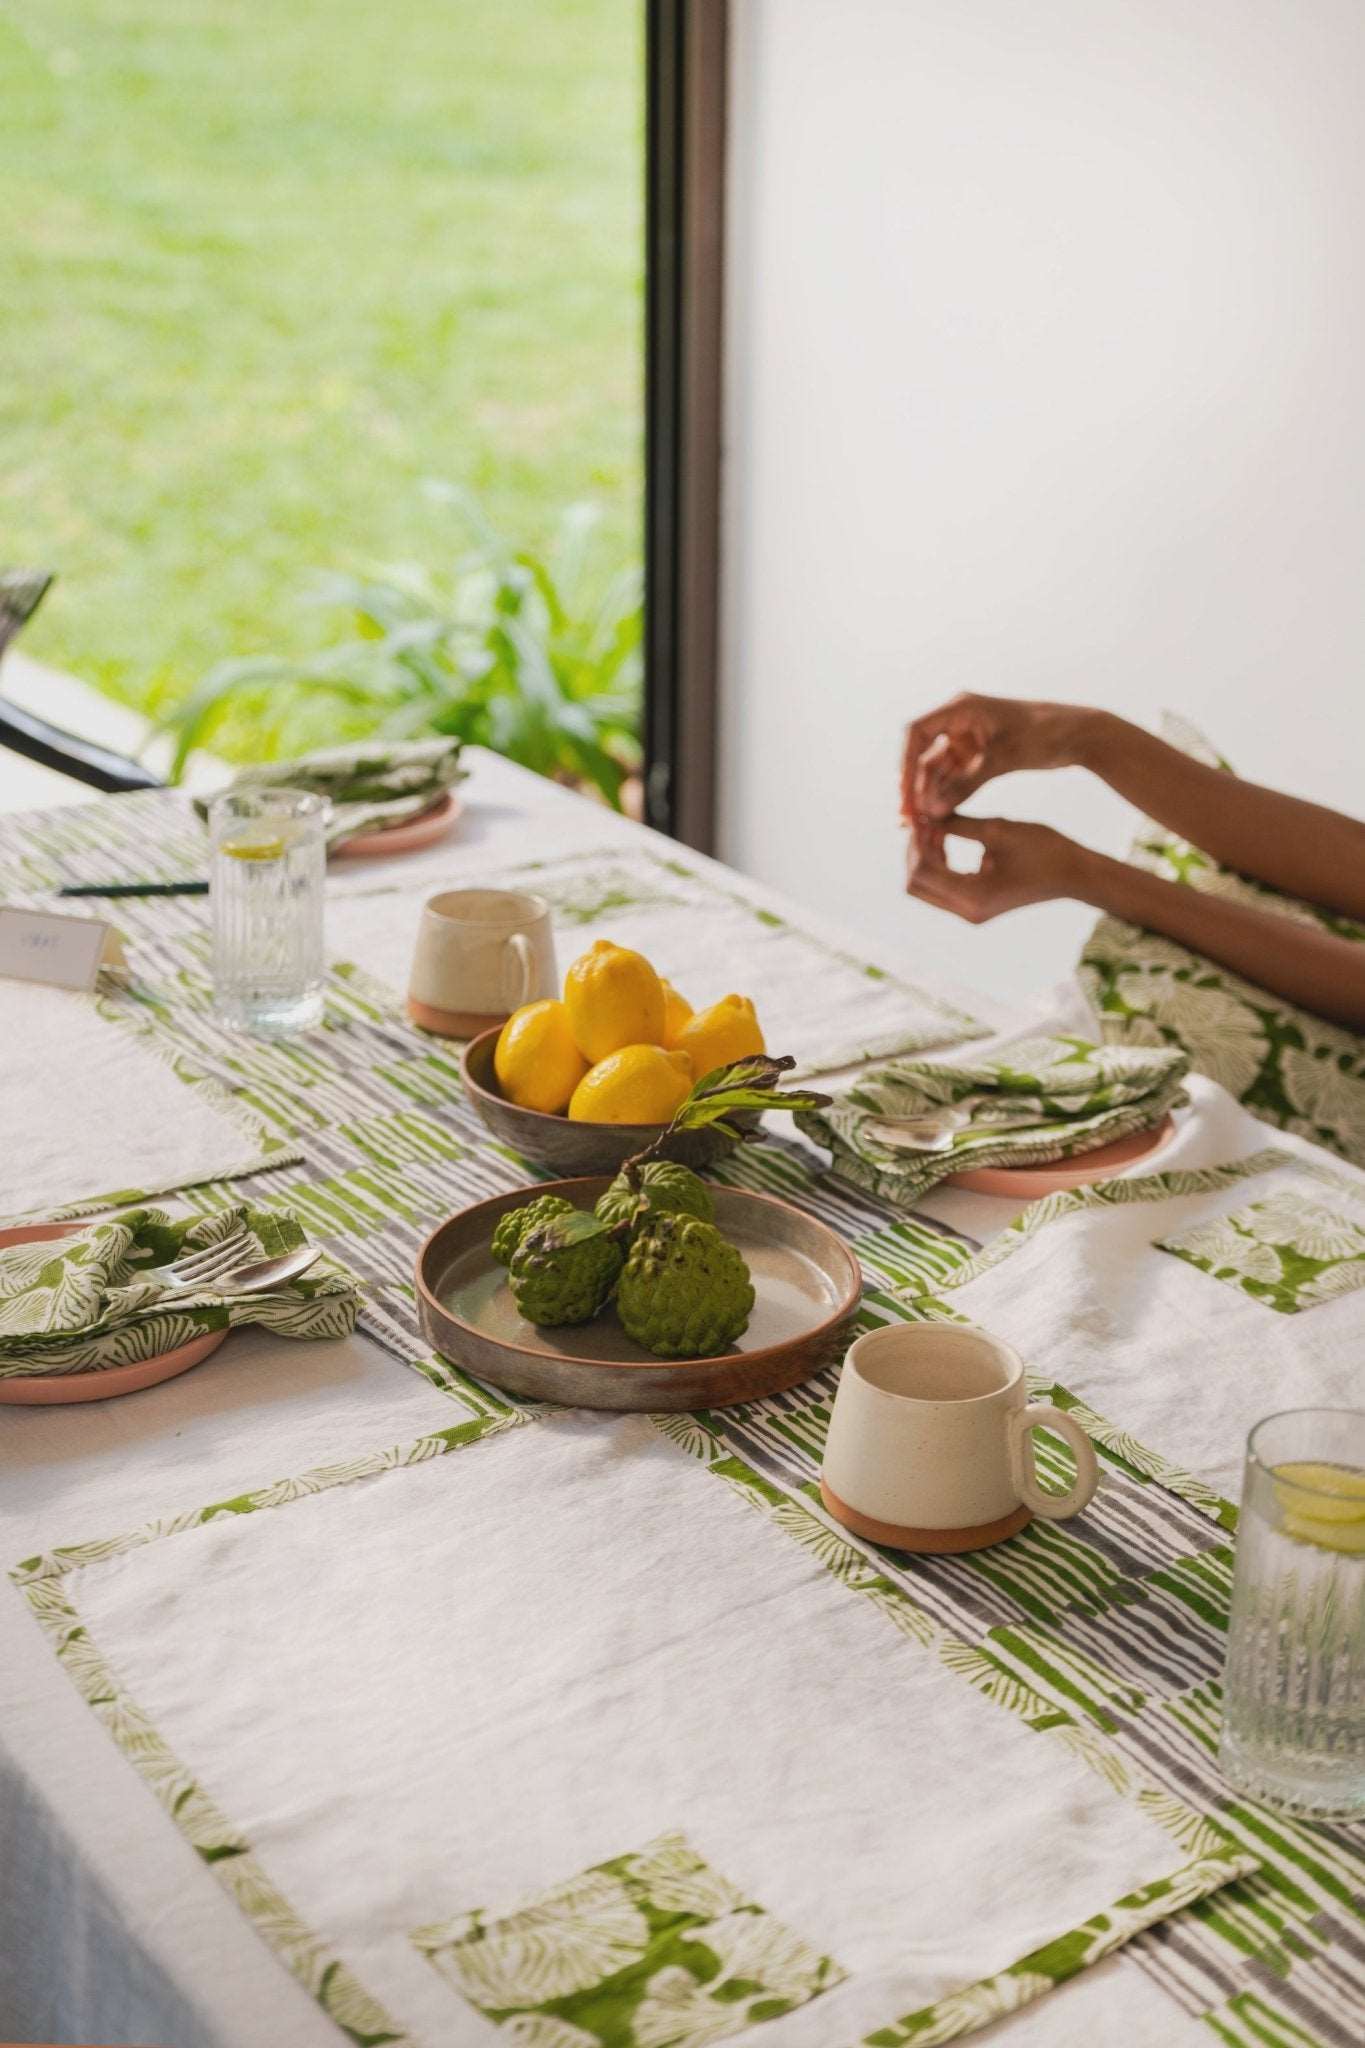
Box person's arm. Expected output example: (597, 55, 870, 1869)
(1080, 846, 1365, 1030)
(907, 816, 1365, 1031)
(1078, 712, 1365, 924)
(901, 694, 1365, 924)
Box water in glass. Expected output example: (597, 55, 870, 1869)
(1220, 1407, 1365, 1820)
(210, 788, 327, 1034)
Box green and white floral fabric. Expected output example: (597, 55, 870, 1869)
(1157, 1188, 1365, 1315)
(0, 1204, 356, 1377)
(413, 1831, 845, 2045)
(795, 1033, 1188, 1206)
(1078, 715, 1365, 1167)
(200, 736, 466, 850)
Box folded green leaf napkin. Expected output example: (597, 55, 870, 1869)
(198, 738, 465, 850)
(795, 1034, 1190, 1207)
(0, 1206, 358, 1378)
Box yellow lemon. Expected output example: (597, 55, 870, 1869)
(221, 832, 285, 862)
(661, 980, 694, 1045)
(568, 1044, 694, 1125)
(672, 993, 765, 1081)
(563, 940, 666, 1063)
(494, 1000, 588, 1115)
(1274, 1460, 1365, 1555)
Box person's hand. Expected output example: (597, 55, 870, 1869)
(900, 694, 1095, 822)
(905, 815, 1093, 924)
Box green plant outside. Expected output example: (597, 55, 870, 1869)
(0, 0, 642, 738)
(158, 487, 642, 805)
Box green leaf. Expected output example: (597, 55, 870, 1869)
(683, 1056, 833, 1123)
(622, 1057, 833, 1173)
(528, 1209, 614, 1253)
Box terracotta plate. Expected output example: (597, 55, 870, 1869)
(332, 790, 462, 860)
(0, 1221, 228, 1405)
(946, 1113, 1176, 1197)
(416, 1177, 862, 1411)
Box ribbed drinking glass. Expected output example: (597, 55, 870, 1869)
(209, 788, 327, 1035)
(1220, 1408, 1365, 1820)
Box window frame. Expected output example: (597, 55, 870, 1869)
(643, 0, 728, 851)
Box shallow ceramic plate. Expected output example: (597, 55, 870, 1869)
(332, 790, 462, 860)
(416, 1177, 862, 1410)
(459, 1028, 757, 1177)
(946, 1113, 1176, 1197)
(0, 1221, 228, 1405)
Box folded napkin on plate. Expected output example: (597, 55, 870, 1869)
(0, 1206, 357, 1378)
(198, 738, 465, 849)
(795, 1033, 1190, 1207)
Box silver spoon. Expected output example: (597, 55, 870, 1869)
(163, 1245, 321, 1296)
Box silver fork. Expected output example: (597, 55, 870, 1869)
(160, 1235, 321, 1298)
(157, 1227, 254, 1293)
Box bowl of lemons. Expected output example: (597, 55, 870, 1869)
(460, 939, 767, 1175)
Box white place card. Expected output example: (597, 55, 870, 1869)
(0, 907, 127, 992)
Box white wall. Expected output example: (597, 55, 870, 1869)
(719, 0, 1365, 1006)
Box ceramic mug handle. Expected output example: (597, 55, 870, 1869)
(1007, 1404, 1099, 1521)
(502, 933, 536, 1011)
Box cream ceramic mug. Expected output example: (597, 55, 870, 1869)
(820, 1323, 1098, 1554)
(406, 889, 557, 1038)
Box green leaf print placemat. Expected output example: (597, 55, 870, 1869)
(13, 1412, 1249, 2048)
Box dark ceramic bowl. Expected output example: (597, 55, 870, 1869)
(416, 1176, 862, 1411)
(459, 1027, 758, 1177)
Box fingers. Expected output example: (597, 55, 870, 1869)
(905, 815, 998, 925)
(904, 811, 940, 883)
(899, 713, 942, 820)
(921, 732, 993, 819)
(900, 694, 978, 821)
(906, 860, 996, 926)
(901, 704, 993, 823)
(937, 814, 996, 846)
(907, 812, 1085, 921)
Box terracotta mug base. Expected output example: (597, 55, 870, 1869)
(407, 997, 508, 1040)
(819, 1475, 1031, 1554)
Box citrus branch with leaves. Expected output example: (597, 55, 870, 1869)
(534, 1057, 831, 1251)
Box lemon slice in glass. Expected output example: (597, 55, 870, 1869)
(1274, 1460, 1365, 1555)
(220, 833, 286, 862)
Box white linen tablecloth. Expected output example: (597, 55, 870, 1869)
(2, 754, 1355, 2048)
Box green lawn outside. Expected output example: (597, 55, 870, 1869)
(0, 0, 642, 732)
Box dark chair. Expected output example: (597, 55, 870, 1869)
(0, 570, 164, 794)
